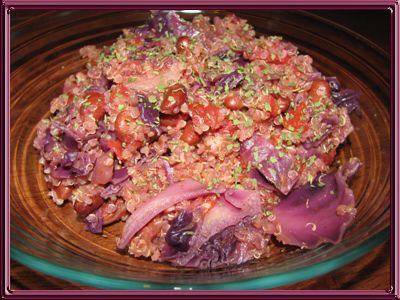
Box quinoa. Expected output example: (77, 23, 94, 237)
(33, 11, 361, 269)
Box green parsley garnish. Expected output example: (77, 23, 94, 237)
(128, 77, 137, 83)
(227, 143, 240, 151)
(148, 95, 157, 103)
(269, 156, 278, 164)
(156, 83, 166, 92)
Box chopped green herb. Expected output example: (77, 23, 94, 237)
(269, 156, 278, 164)
(148, 95, 157, 103)
(227, 143, 240, 151)
(252, 147, 260, 162)
(168, 96, 176, 104)
(306, 155, 317, 167)
(247, 161, 252, 172)
(156, 83, 166, 92)
(128, 77, 137, 83)
(224, 82, 229, 94)
(307, 174, 314, 185)
(269, 168, 277, 177)
(183, 143, 190, 153)
(263, 210, 273, 217)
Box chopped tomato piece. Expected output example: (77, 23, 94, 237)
(224, 92, 244, 110)
(321, 149, 337, 165)
(282, 102, 309, 133)
(181, 121, 201, 145)
(294, 157, 306, 175)
(79, 91, 105, 120)
(189, 103, 223, 131)
(217, 119, 236, 135)
(54, 185, 73, 199)
(115, 108, 140, 144)
(66, 93, 74, 105)
(261, 94, 280, 117)
(266, 52, 290, 64)
(132, 36, 144, 46)
(309, 79, 332, 107)
(269, 133, 280, 146)
(106, 139, 124, 160)
(160, 113, 189, 127)
(111, 85, 130, 103)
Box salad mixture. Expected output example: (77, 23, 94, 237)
(34, 11, 361, 269)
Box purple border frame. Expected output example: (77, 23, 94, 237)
(1, 0, 398, 298)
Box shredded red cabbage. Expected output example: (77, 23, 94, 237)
(271, 158, 361, 249)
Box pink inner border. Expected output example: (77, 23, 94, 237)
(3, 1, 398, 296)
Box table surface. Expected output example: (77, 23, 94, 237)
(9, 9, 391, 291)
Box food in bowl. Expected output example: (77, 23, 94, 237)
(33, 10, 361, 269)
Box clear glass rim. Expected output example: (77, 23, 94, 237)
(10, 227, 389, 290)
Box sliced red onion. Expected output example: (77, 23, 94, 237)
(117, 180, 225, 249)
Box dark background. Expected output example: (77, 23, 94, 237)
(312, 10, 390, 52)
(11, 9, 391, 53)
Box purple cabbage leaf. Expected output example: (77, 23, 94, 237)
(270, 157, 362, 249)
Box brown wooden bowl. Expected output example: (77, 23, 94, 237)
(10, 10, 390, 289)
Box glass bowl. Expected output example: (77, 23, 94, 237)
(10, 10, 390, 290)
